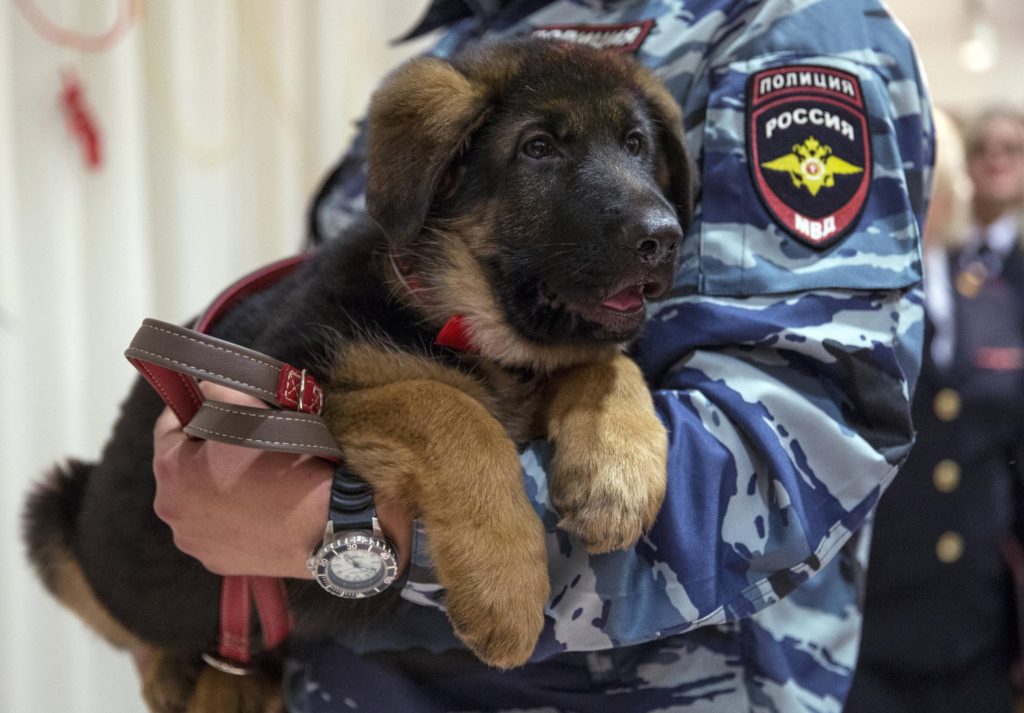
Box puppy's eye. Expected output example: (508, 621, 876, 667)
(522, 136, 555, 159)
(625, 132, 644, 156)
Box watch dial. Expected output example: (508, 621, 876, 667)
(315, 533, 398, 598)
(329, 549, 385, 586)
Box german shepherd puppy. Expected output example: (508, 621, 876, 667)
(23, 39, 691, 712)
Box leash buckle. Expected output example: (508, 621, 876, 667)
(298, 369, 308, 412)
(276, 364, 324, 415)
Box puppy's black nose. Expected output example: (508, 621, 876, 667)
(631, 215, 683, 264)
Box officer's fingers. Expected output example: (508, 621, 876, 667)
(153, 402, 187, 443)
(153, 380, 266, 481)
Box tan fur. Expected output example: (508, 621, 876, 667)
(141, 651, 197, 713)
(323, 376, 549, 669)
(185, 668, 282, 713)
(333, 339, 542, 443)
(367, 58, 493, 247)
(332, 340, 497, 408)
(47, 550, 144, 651)
(545, 353, 668, 553)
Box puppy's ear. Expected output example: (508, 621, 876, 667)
(634, 72, 694, 228)
(366, 57, 489, 248)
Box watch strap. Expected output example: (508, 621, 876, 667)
(328, 464, 376, 532)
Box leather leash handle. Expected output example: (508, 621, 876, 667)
(126, 319, 342, 460)
(185, 401, 343, 460)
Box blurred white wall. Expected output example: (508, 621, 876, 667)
(885, 0, 1024, 112)
(0, 1, 1021, 713)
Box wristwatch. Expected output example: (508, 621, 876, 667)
(306, 464, 399, 598)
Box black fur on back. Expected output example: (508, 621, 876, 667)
(23, 459, 91, 595)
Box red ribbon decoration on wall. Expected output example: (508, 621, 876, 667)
(15, 0, 139, 171)
(59, 69, 103, 170)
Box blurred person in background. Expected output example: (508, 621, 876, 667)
(845, 106, 1024, 713)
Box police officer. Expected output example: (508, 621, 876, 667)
(151, 1, 934, 711)
(847, 108, 1024, 712)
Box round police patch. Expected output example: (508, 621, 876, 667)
(747, 65, 871, 249)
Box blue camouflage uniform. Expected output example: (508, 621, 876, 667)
(287, 1, 934, 711)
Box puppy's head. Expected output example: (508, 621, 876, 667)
(367, 39, 692, 369)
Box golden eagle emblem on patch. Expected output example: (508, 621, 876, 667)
(761, 136, 863, 197)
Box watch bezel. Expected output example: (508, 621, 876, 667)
(309, 531, 399, 599)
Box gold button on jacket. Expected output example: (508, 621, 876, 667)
(933, 388, 961, 422)
(932, 460, 961, 493)
(935, 531, 964, 564)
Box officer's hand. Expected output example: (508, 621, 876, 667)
(152, 381, 412, 579)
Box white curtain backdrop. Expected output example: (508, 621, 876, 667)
(0, 2, 431, 711)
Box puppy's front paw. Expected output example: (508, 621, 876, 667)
(446, 565, 548, 670)
(433, 510, 549, 669)
(550, 412, 667, 554)
(546, 354, 668, 554)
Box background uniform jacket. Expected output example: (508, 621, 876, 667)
(848, 241, 1024, 712)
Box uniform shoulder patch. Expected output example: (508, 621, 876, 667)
(746, 65, 871, 249)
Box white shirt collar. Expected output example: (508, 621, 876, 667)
(969, 212, 1021, 256)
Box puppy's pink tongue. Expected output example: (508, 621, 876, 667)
(601, 286, 644, 312)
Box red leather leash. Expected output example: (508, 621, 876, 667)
(126, 252, 321, 668)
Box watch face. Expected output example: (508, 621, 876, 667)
(330, 549, 385, 585)
(313, 532, 398, 598)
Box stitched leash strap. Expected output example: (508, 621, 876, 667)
(125, 253, 340, 666)
(126, 319, 338, 456)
